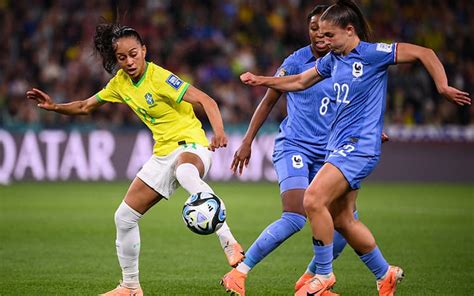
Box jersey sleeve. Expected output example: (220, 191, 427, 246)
(95, 76, 123, 103)
(153, 67, 190, 103)
(274, 55, 298, 77)
(365, 42, 398, 68)
(315, 52, 333, 78)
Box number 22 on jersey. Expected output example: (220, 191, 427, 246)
(319, 83, 350, 115)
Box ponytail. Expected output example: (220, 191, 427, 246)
(321, 0, 372, 41)
(94, 23, 144, 74)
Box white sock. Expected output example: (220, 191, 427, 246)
(115, 201, 142, 288)
(175, 163, 213, 194)
(236, 262, 251, 274)
(216, 221, 237, 248)
(175, 163, 238, 249)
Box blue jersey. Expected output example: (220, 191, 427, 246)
(316, 41, 397, 156)
(274, 45, 335, 157)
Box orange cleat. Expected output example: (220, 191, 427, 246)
(223, 242, 245, 267)
(99, 282, 143, 296)
(295, 273, 336, 296)
(377, 265, 404, 296)
(321, 290, 340, 296)
(295, 272, 340, 295)
(221, 268, 247, 296)
(295, 272, 314, 291)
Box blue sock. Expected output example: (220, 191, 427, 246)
(314, 242, 333, 275)
(243, 212, 306, 268)
(359, 246, 390, 280)
(307, 211, 359, 273)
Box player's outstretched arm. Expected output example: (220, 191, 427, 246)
(231, 88, 282, 175)
(396, 43, 471, 106)
(26, 88, 103, 115)
(182, 85, 228, 151)
(240, 67, 322, 92)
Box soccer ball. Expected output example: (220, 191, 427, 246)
(182, 192, 226, 235)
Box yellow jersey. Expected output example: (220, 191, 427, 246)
(96, 62, 209, 156)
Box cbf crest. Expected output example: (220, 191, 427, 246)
(352, 62, 363, 78)
(145, 93, 154, 105)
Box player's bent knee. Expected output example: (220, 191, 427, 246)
(175, 163, 213, 195)
(282, 212, 306, 232)
(175, 163, 197, 183)
(114, 201, 142, 230)
(303, 193, 327, 214)
(281, 189, 306, 216)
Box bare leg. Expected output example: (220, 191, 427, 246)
(282, 189, 306, 215)
(124, 177, 163, 214)
(331, 190, 376, 254)
(330, 182, 393, 284)
(304, 163, 351, 245)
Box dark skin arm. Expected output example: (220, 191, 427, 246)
(231, 88, 282, 175)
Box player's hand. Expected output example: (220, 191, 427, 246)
(208, 132, 227, 151)
(439, 86, 471, 106)
(230, 142, 251, 175)
(240, 72, 261, 86)
(26, 88, 56, 111)
(381, 132, 389, 143)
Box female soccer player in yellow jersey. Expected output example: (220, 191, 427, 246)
(26, 23, 244, 296)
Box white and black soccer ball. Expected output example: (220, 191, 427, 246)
(182, 192, 226, 235)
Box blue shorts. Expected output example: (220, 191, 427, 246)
(273, 149, 325, 194)
(325, 149, 380, 190)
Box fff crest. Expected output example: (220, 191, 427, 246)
(352, 62, 363, 78)
(291, 154, 304, 169)
(145, 93, 154, 105)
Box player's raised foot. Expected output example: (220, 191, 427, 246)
(99, 282, 143, 296)
(295, 273, 336, 296)
(221, 268, 246, 296)
(223, 242, 245, 267)
(377, 265, 404, 296)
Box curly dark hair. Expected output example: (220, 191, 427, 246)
(307, 5, 330, 23)
(93, 23, 144, 74)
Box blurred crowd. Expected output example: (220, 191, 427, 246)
(1, 0, 473, 131)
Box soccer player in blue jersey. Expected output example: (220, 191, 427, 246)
(240, 1, 471, 295)
(221, 6, 353, 296)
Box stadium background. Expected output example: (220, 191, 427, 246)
(1, 0, 473, 183)
(1, 0, 473, 295)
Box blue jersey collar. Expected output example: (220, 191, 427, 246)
(333, 41, 366, 58)
(350, 41, 367, 55)
(303, 45, 318, 64)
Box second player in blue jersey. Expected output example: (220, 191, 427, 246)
(239, 0, 470, 295)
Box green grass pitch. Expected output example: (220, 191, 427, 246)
(1, 182, 473, 295)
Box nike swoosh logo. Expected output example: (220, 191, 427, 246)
(307, 288, 322, 296)
(306, 289, 321, 296)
